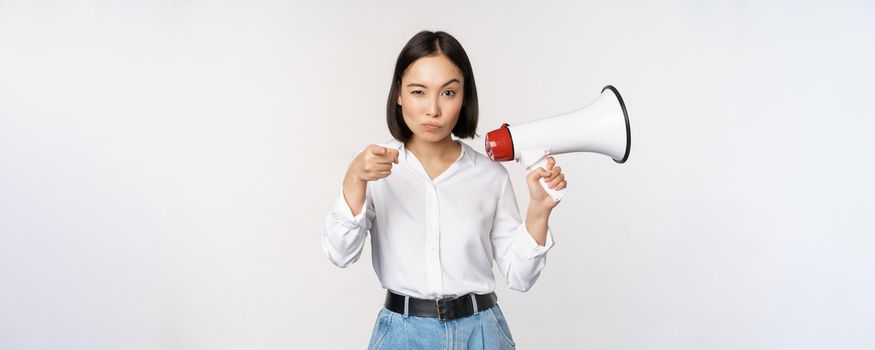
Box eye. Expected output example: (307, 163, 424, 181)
(410, 90, 424, 95)
(442, 90, 456, 97)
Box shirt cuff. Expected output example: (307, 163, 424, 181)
(332, 188, 367, 228)
(513, 224, 555, 260)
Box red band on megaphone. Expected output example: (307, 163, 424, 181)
(485, 123, 514, 161)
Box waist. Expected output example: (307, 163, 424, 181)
(384, 290, 498, 322)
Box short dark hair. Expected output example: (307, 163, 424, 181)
(386, 31, 479, 142)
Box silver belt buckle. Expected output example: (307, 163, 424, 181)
(436, 296, 453, 322)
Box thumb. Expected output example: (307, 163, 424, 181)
(372, 145, 387, 155)
(527, 167, 548, 183)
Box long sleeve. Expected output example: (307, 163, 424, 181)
(321, 185, 375, 268)
(490, 174, 555, 292)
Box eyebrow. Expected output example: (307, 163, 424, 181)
(406, 78, 461, 89)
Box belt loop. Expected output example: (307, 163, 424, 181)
(403, 296, 410, 317)
(471, 294, 479, 314)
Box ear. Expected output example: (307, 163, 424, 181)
(395, 81, 401, 106)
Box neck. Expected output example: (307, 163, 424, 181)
(405, 136, 459, 162)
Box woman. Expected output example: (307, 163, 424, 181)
(321, 30, 566, 349)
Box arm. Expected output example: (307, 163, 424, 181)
(492, 157, 567, 291)
(342, 170, 368, 217)
(525, 205, 551, 247)
(524, 156, 566, 246)
(320, 184, 374, 268)
(490, 175, 556, 292)
(320, 145, 399, 268)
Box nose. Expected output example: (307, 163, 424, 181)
(426, 95, 441, 118)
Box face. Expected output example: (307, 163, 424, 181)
(397, 54, 464, 143)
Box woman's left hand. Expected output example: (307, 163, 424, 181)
(525, 156, 567, 211)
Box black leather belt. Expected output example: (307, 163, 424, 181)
(384, 290, 497, 322)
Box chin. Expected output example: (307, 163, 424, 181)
(415, 132, 451, 143)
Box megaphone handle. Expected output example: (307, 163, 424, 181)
(527, 157, 565, 202)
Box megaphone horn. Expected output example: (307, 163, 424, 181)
(485, 85, 631, 202)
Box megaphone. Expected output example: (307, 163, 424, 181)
(485, 85, 631, 202)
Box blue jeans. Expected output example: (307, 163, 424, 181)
(367, 304, 516, 349)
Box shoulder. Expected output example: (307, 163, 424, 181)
(461, 141, 510, 180)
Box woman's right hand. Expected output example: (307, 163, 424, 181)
(343, 145, 398, 216)
(347, 144, 400, 183)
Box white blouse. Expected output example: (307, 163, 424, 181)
(321, 139, 555, 299)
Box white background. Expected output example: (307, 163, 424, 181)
(2, 1, 874, 349)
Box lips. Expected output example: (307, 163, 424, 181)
(423, 123, 441, 131)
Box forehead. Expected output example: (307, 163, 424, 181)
(401, 54, 463, 85)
